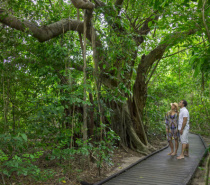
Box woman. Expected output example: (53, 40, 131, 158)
(165, 102, 179, 156)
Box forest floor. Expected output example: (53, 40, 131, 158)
(63, 137, 169, 185)
(4, 134, 209, 185)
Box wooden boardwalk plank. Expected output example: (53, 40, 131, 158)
(94, 133, 206, 185)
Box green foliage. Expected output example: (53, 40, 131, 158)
(146, 47, 210, 138)
(0, 133, 28, 154)
(190, 44, 210, 77)
(0, 150, 8, 164)
(0, 134, 54, 182)
(1, 0, 210, 183)
(91, 124, 120, 175)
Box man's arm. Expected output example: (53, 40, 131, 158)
(180, 117, 187, 135)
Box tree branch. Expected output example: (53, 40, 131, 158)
(132, 29, 197, 97)
(93, 0, 125, 32)
(94, 0, 124, 8)
(0, 8, 85, 42)
(134, 13, 159, 46)
(93, 0, 106, 8)
(140, 29, 197, 70)
(0, 7, 103, 73)
(162, 40, 206, 59)
(93, 0, 156, 47)
(115, 0, 124, 14)
(146, 58, 161, 85)
(71, 1, 94, 34)
(115, 0, 124, 6)
(71, 0, 95, 10)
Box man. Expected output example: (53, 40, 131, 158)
(177, 100, 190, 159)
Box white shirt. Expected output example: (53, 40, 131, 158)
(178, 107, 190, 130)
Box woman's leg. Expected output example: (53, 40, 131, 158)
(166, 130, 174, 155)
(168, 140, 174, 155)
(171, 139, 178, 155)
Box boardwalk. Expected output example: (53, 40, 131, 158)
(94, 133, 206, 185)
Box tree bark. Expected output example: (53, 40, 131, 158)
(0, 8, 85, 42)
(88, 93, 94, 137)
(109, 101, 149, 154)
(202, 71, 205, 92)
(2, 71, 8, 129)
(12, 101, 15, 133)
(71, 0, 95, 10)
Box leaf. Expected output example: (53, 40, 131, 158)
(3, 169, 9, 176)
(148, 21, 153, 27)
(198, 167, 204, 170)
(197, 0, 202, 9)
(20, 133, 27, 142)
(193, 59, 203, 77)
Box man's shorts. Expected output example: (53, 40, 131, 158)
(180, 128, 189, 144)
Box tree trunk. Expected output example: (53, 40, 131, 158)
(12, 101, 15, 133)
(2, 72, 8, 130)
(202, 71, 205, 92)
(88, 93, 94, 137)
(82, 10, 88, 143)
(133, 76, 148, 145)
(109, 100, 149, 154)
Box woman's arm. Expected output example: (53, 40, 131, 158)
(165, 113, 169, 132)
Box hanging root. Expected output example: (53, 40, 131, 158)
(1, 173, 5, 185)
(120, 143, 129, 153)
(148, 144, 157, 152)
(136, 149, 149, 155)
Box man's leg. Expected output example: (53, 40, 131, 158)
(171, 139, 179, 155)
(177, 128, 189, 159)
(177, 143, 187, 159)
(184, 143, 189, 156)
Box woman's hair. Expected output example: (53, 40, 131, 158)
(167, 111, 179, 117)
(167, 107, 179, 116)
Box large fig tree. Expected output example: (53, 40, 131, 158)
(0, 0, 205, 153)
